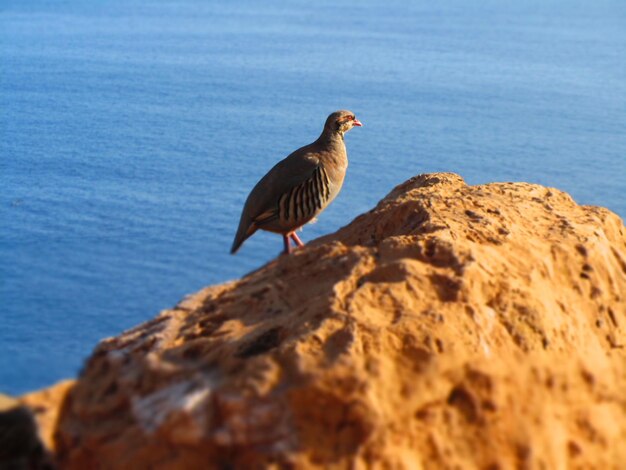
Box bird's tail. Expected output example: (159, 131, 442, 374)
(230, 220, 257, 254)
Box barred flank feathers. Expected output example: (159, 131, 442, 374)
(278, 166, 330, 226)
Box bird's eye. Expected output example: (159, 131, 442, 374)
(350, 115, 355, 120)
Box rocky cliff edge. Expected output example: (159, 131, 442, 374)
(20, 173, 626, 469)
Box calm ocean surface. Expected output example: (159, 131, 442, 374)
(1, 0, 625, 394)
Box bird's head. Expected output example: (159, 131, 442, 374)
(324, 110, 363, 137)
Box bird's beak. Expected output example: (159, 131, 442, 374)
(353, 118, 363, 127)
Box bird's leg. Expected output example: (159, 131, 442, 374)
(283, 234, 292, 255)
(290, 232, 305, 247)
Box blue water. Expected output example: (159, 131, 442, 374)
(1, 0, 625, 394)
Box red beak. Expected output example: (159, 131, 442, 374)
(353, 118, 363, 127)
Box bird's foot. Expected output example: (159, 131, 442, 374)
(282, 232, 305, 255)
(290, 232, 305, 247)
(282, 234, 292, 255)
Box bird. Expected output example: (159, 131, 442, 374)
(231, 110, 362, 255)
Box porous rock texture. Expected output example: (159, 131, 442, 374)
(37, 174, 626, 468)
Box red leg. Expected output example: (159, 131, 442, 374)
(282, 234, 292, 255)
(290, 232, 305, 247)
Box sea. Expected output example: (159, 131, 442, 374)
(1, 0, 625, 394)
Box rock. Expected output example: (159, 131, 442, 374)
(27, 173, 626, 468)
(19, 380, 75, 456)
(0, 393, 53, 469)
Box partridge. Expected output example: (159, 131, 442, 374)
(231, 110, 362, 255)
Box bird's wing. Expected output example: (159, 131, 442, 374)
(248, 149, 321, 223)
(231, 146, 320, 253)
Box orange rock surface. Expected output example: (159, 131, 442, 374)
(26, 174, 626, 468)
(19, 380, 75, 453)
